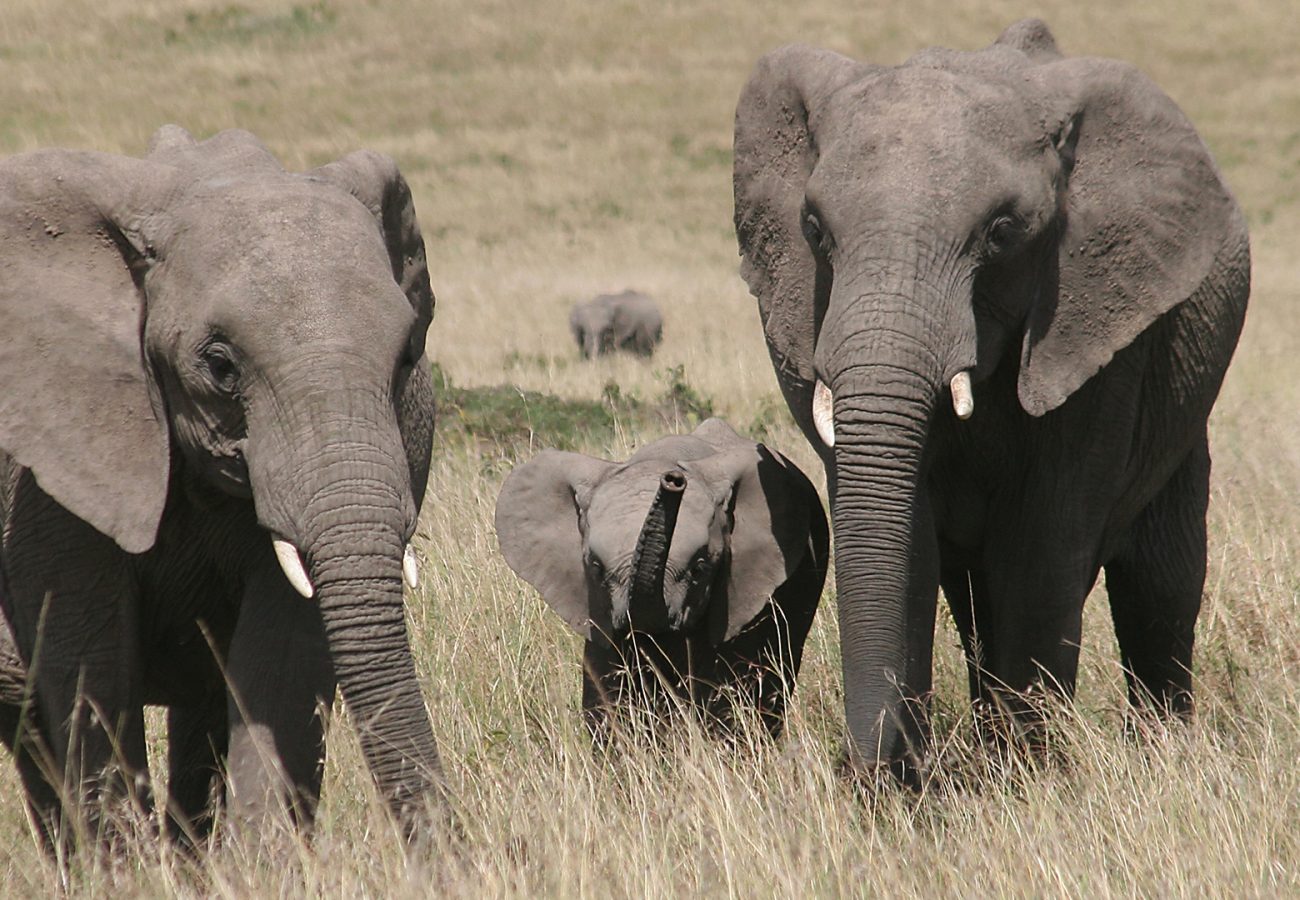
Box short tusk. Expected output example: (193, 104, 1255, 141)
(951, 371, 974, 420)
(273, 539, 315, 599)
(812, 379, 835, 448)
(403, 543, 419, 590)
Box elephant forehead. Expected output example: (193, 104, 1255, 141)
(584, 463, 722, 562)
(821, 68, 1047, 178)
(165, 178, 391, 279)
(153, 179, 413, 343)
(811, 68, 1058, 231)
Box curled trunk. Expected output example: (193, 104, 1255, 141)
(628, 471, 686, 619)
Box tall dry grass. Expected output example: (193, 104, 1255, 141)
(1, 0, 1298, 895)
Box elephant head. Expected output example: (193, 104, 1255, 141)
(733, 21, 1247, 771)
(570, 298, 615, 359)
(495, 419, 817, 647)
(0, 126, 442, 819)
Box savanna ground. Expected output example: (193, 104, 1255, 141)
(1, 0, 1298, 895)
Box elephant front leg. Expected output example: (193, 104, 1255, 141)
(1103, 437, 1209, 721)
(165, 693, 228, 847)
(581, 639, 626, 745)
(941, 566, 998, 709)
(3, 479, 150, 845)
(977, 526, 1099, 751)
(0, 612, 61, 851)
(224, 561, 335, 832)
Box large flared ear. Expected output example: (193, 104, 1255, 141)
(310, 151, 439, 502)
(494, 450, 615, 637)
(704, 443, 827, 645)
(0, 149, 170, 554)
(1018, 56, 1250, 416)
(733, 45, 870, 411)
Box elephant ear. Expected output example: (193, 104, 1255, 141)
(495, 450, 615, 637)
(704, 442, 825, 645)
(0, 149, 170, 554)
(1018, 56, 1248, 416)
(689, 416, 746, 453)
(733, 45, 872, 433)
(310, 151, 438, 506)
(992, 18, 1062, 63)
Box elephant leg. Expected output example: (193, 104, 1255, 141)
(165, 693, 228, 847)
(941, 566, 997, 708)
(3, 479, 149, 842)
(722, 554, 822, 739)
(581, 638, 626, 744)
(224, 562, 335, 831)
(1103, 438, 1209, 720)
(978, 523, 1099, 748)
(633, 632, 694, 720)
(0, 635, 61, 850)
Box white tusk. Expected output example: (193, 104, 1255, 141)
(402, 544, 419, 590)
(951, 371, 974, 420)
(812, 379, 835, 448)
(273, 539, 315, 599)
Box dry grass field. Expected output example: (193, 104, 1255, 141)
(2, 0, 1299, 895)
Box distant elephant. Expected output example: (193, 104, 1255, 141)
(494, 418, 828, 738)
(0, 125, 446, 845)
(733, 20, 1250, 779)
(569, 289, 664, 358)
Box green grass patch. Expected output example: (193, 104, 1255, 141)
(432, 362, 716, 462)
(163, 2, 337, 45)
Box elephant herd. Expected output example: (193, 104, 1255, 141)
(0, 19, 1250, 853)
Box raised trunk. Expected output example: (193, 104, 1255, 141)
(628, 472, 685, 620)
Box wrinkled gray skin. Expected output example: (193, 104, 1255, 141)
(733, 20, 1250, 779)
(0, 126, 445, 846)
(495, 418, 828, 737)
(569, 289, 664, 358)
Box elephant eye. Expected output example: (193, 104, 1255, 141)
(985, 214, 1026, 254)
(803, 211, 832, 255)
(199, 341, 240, 395)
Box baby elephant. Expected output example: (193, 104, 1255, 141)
(495, 418, 828, 738)
(569, 289, 663, 358)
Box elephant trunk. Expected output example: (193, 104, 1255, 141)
(306, 477, 445, 820)
(246, 368, 444, 825)
(623, 471, 686, 631)
(818, 260, 973, 779)
(583, 327, 601, 360)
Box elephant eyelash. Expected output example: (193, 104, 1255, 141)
(984, 213, 1027, 255)
(198, 340, 241, 395)
(802, 211, 833, 255)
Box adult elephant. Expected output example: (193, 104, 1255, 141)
(732, 20, 1250, 779)
(0, 125, 445, 843)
